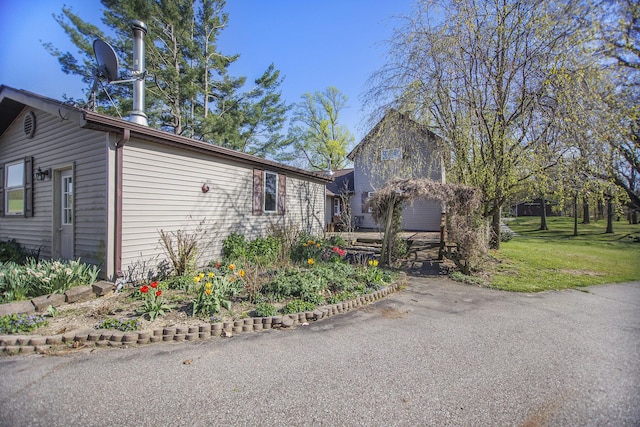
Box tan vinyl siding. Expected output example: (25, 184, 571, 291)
(0, 108, 109, 267)
(120, 140, 324, 273)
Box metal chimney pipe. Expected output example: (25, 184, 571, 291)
(130, 20, 148, 126)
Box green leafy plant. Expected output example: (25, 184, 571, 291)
(0, 313, 48, 334)
(137, 281, 174, 321)
(46, 305, 59, 317)
(449, 271, 486, 286)
(326, 291, 357, 304)
(280, 299, 316, 314)
(0, 259, 100, 303)
(222, 232, 248, 260)
(191, 270, 243, 317)
(97, 318, 140, 331)
(253, 302, 277, 317)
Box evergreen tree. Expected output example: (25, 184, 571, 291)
(43, 0, 290, 156)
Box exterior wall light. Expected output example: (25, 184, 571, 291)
(35, 167, 51, 181)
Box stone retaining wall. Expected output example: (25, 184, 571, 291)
(1, 278, 405, 356)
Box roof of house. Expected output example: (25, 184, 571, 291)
(347, 109, 442, 161)
(325, 168, 354, 197)
(0, 85, 330, 183)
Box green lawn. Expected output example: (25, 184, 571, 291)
(488, 216, 640, 292)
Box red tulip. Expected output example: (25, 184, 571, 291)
(150, 281, 158, 289)
(155, 290, 162, 297)
(140, 285, 149, 293)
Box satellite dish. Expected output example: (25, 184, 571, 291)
(93, 39, 119, 83)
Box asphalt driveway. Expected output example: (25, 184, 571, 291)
(1, 277, 638, 426)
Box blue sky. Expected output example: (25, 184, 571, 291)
(0, 0, 414, 142)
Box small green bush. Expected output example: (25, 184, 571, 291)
(223, 232, 248, 260)
(0, 240, 38, 264)
(253, 302, 277, 317)
(97, 318, 140, 331)
(0, 313, 47, 334)
(280, 299, 316, 314)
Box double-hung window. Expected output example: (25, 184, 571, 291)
(253, 168, 286, 216)
(4, 160, 25, 216)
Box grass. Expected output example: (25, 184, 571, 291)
(488, 216, 640, 292)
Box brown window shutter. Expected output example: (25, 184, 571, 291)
(253, 168, 263, 215)
(0, 165, 4, 217)
(278, 174, 286, 215)
(24, 157, 33, 217)
(361, 192, 368, 214)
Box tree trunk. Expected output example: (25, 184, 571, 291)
(597, 198, 605, 221)
(631, 210, 638, 225)
(539, 196, 548, 230)
(606, 196, 614, 233)
(573, 192, 578, 237)
(582, 197, 590, 224)
(491, 205, 501, 250)
(380, 195, 396, 266)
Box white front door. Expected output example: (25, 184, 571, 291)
(58, 169, 74, 259)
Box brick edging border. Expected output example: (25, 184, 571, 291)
(0, 275, 406, 356)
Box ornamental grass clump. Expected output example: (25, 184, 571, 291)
(137, 281, 174, 321)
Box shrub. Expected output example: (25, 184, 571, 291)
(253, 302, 277, 317)
(280, 299, 316, 314)
(159, 225, 205, 276)
(222, 232, 248, 260)
(247, 235, 281, 266)
(0, 240, 39, 264)
(0, 313, 47, 334)
(262, 269, 324, 301)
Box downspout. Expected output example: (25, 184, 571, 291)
(114, 128, 130, 278)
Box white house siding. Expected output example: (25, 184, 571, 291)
(0, 108, 109, 266)
(119, 140, 324, 274)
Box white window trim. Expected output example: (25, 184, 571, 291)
(263, 170, 278, 213)
(367, 191, 375, 213)
(334, 198, 341, 216)
(4, 160, 25, 216)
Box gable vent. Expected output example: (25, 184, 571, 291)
(23, 111, 36, 139)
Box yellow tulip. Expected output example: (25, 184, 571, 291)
(228, 264, 235, 271)
(239, 270, 245, 277)
(308, 258, 315, 265)
(208, 271, 214, 278)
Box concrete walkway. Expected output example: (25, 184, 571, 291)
(1, 278, 639, 426)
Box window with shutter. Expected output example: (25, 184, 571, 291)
(3, 157, 32, 217)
